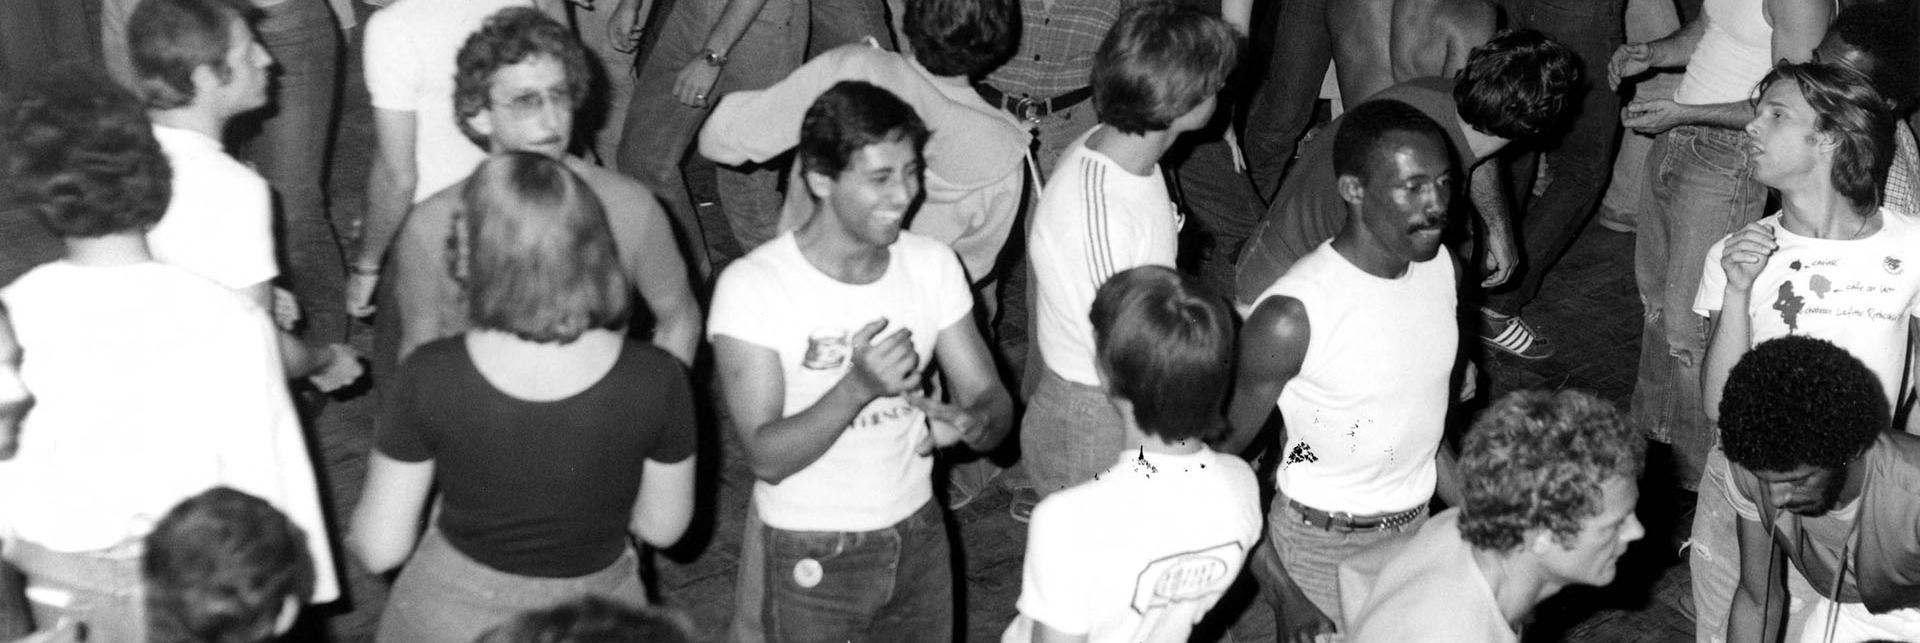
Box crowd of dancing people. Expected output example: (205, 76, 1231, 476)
(0, 0, 1918, 640)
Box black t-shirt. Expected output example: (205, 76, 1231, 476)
(377, 336, 696, 577)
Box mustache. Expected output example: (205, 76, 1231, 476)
(1406, 215, 1447, 234)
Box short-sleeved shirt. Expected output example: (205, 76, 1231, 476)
(363, 0, 527, 202)
(708, 231, 973, 532)
(1003, 448, 1261, 642)
(1339, 509, 1517, 642)
(1694, 210, 1920, 407)
(1028, 126, 1181, 385)
(1233, 78, 1474, 307)
(147, 125, 278, 290)
(377, 337, 696, 577)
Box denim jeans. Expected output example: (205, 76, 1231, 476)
(761, 500, 953, 642)
(1690, 449, 1822, 643)
(730, 502, 769, 642)
(1243, 0, 1332, 202)
(1632, 125, 1764, 489)
(377, 530, 646, 643)
(5, 538, 145, 643)
(1256, 488, 1427, 631)
(1169, 130, 1266, 294)
(234, 0, 347, 343)
(616, 0, 802, 275)
(1485, 0, 1625, 316)
(1019, 364, 1124, 499)
(571, 0, 639, 165)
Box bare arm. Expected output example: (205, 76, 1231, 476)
(1727, 511, 1787, 643)
(1469, 160, 1518, 288)
(1219, 0, 1252, 35)
(714, 320, 918, 483)
(1703, 222, 1776, 424)
(350, 108, 420, 315)
(920, 317, 1015, 452)
(670, 0, 773, 107)
(348, 453, 435, 574)
(630, 457, 696, 547)
(1032, 623, 1090, 643)
(602, 177, 703, 365)
(1767, 0, 1830, 68)
(1221, 296, 1309, 456)
(1433, 440, 1464, 507)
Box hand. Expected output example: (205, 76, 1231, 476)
(907, 394, 977, 455)
(271, 285, 302, 331)
(1223, 122, 1248, 174)
(1481, 232, 1517, 288)
(1622, 98, 1690, 135)
(346, 272, 380, 318)
(308, 343, 365, 393)
(1278, 596, 1338, 643)
(1608, 42, 1655, 90)
(673, 60, 722, 108)
(1720, 221, 1778, 293)
(1457, 359, 1479, 403)
(608, 0, 645, 54)
(846, 319, 919, 400)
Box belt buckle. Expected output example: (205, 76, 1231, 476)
(1014, 95, 1042, 127)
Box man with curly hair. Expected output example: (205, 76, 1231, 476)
(1234, 29, 1581, 360)
(1338, 389, 1645, 642)
(1718, 336, 1920, 642)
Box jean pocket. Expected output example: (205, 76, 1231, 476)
(1681, 128, 1754, 179)
(767, 528, 851, 563)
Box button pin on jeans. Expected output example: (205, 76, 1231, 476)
(794, 558, 823, 588)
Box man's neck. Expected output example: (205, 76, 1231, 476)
(64, 233, 155, 267)
(1457, 118, 1508, 165)
(795, 212, 890, 284)
(148, 106, 228, 142)
(1470, 547, 1554, 632)
(1778, 180, 1874, 240)
(1330, 221, 1413, 279)
(1117, 402, 1207, 456)
(1087, 125, 1176, 177)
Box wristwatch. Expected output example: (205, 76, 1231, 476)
(698, 48, 729, 67)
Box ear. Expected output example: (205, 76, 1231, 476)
(1526, 528, 1558, 556)
(1814, 130, 1841, 156)
(1336, 174, 1366, 207)
(188, 64, 222, 97)
(804, 168, 835, 201)
(272, 594, 302, 636)
(467, 109, 496, 141)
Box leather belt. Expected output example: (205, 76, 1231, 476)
(1287, 499, 1426, 532)
(975, 83, 1093, 122)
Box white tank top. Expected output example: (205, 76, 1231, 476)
(1674, 0, 1774, 105)
(1258, 242, 1458, 514)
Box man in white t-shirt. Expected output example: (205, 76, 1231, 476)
(347, 0, 532, 317)
(1022, 4, 1240, 506)
(1341, 390, 1645, 642)
(0, 70, 339, 640)
(708, 82, 1012, 642)
(1004, 266, 1261, 643)
(1222, 100, 1468, 643)
(129, 0, 359, 390)
(1688, 62, 1920, 643)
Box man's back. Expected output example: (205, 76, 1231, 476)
(1328, 0, 1495, 103)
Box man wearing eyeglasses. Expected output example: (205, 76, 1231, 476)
(385, 7, 702, 367)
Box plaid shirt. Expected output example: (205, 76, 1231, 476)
(1888, 120, 1920, 216)
(983, 0, 1141, 99)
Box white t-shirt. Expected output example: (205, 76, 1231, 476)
(1694, 211, 1920, 408)
(1029, 127, 1181, 385)
(0, 261, 339, 602)
(1003, 448, 1261, 643)
(1259, 241, 1458, 514)
(363, 0, 526, 202)
(1339, 509, 1517, 643)
(1672, 0, 1771, 105)
(708, 232, 973, 532)
(148, 125, 278, 291)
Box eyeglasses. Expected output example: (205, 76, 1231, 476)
(491, 89, 575, 118)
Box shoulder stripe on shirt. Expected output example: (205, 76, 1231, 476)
(1081, 157, 1116, 287)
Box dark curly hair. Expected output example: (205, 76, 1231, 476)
(453, 7, 592, 149)
(1454, 29, 1582, 140)
(1090, 266, 1236, 443)
(1755, 63, 1896, 211)
(905, 0, 1018, 78)
(1720, 336, 1885, 473)
(1091, 3, 1241, 135)
(144, 487, 313, 643)
(1458, 389, 1644, 552)
(476, 596, 692, 643)
(2, 64, 172, 238)
(1332, 99, 1452, 182)
(799, 81, 930, 178)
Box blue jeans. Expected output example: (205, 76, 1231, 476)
(236, 0, 348, 343)
(1018, 364, 1124, 499)
(377, 530, 646, 643)
(1256, 489, 1427, 625)
(4, 539, 145, 643)
(760, 501, 953, 642)
(615, 0, 802, 274)
(1243, 0, 1332, 202)
(1485, 0, 1625, 316)
(1632, 125, 1764, 489)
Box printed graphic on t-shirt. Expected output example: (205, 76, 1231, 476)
(1773, 281, 1805, 332)
(803, 327, 850, 370)
(1129, 542, 1244, 614)
(1770, 254, 1916, 332)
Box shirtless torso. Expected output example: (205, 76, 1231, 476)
(1330, 0, 1497, 103)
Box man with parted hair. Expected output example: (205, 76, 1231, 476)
(1340, 389, 1646, 642)
(1717, 336, 1920, 641)
(709, 81, 1012, 641)
(1222, 99, 1468, 643)
(143, 487, 312, 643)
(129, 0, 361, 390)
(387, 7, 700, 367)
(1022, 3, 1241, 508)
(1004, 265, 1261, 643)
(1234, 29, 1581, 360)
